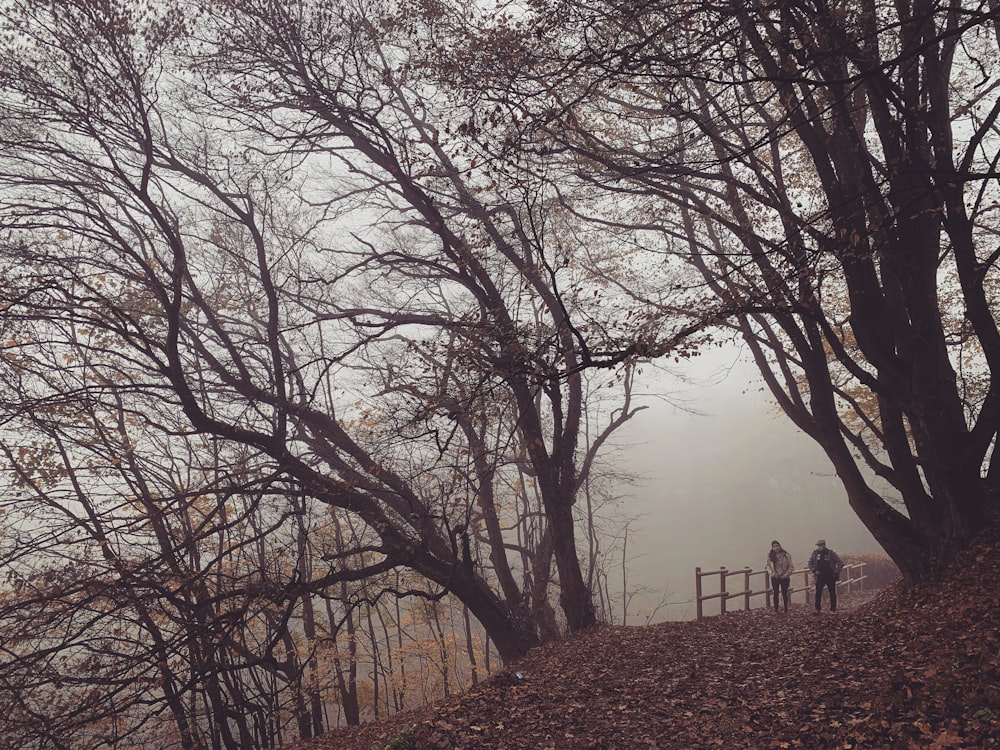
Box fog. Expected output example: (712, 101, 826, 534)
(607, 348, 885, 624)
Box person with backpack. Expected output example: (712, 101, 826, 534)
(808, 539, 844, 612)
(765, 540, 794, 612)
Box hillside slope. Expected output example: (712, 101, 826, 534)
(296, 524, 1000, 750)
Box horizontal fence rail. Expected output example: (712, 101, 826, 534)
(694, 562, 867, 620)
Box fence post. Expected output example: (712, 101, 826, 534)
(697, 561, 864, 620)
(695, 567, 703, 620)
(719, 567, 728, 615)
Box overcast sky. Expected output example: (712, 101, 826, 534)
(608, 346, 884, 623)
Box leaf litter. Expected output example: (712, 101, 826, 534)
(293, 519, 1000, 750)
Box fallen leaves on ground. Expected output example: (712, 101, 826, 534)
(292, 522, 1000, 750)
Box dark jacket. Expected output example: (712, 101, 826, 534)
(808, 546, 844, 580)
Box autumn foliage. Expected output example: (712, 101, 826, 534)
(291, 516, 1000, 750)
(1, 2, 1000, 747)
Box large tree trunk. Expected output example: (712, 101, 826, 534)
(744, 306, 992, 583)
(543, 492, 597, 632)
(406, 544, 542, 662)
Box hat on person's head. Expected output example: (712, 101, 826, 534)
(816, 539, 826, 546)
(771, 540, 780, 546)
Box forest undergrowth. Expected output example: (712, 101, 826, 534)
(293, 521, 1000, 750)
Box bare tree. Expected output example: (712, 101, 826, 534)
(0, 391, 316, 748)
(450, 0, 1000, 581)
(186, 0, 690, 632)
(0, 2, 679, 721)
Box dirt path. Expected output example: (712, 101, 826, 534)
(294, 543, 1000, 750)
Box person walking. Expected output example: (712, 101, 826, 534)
(765, 540, 793, 612)
(808, 539, 844, 612)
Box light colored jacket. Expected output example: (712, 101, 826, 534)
(766, 549, 794, 580)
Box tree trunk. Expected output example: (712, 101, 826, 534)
(545, 496, 597, 632)
(462, 605, 480, 686)
(327, 596, 361, 727)
(441, 564, 542, 662)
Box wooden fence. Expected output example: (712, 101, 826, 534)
(694, 562, 867, 620)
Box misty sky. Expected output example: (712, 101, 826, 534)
(608, 346, 885, 624)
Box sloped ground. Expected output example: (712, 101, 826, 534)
(295, 523, 1000, 750)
